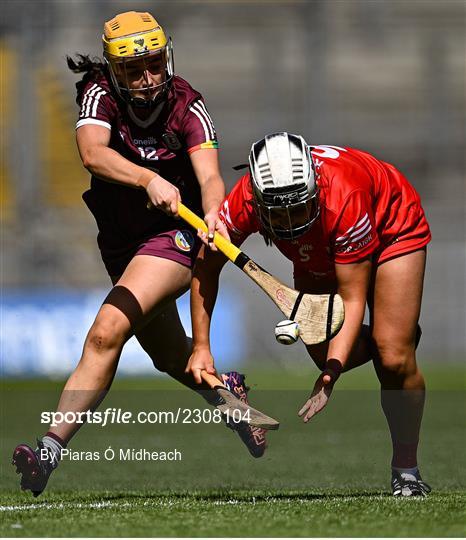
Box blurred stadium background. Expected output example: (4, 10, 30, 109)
(1, 0, 465, 377)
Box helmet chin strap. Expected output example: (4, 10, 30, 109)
(124, 76, 171, 109)
(266, 222, 311, 241)
(131, 96, 155, 109)
(129, 83, 169, 109)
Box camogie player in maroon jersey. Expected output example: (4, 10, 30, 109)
(188, 132, 432, 496)
(12, 11, 265, 496)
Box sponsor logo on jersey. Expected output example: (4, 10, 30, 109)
(339, 233, 373, 254)
(133, 136, 158, 146)
(335, 213, 373, 254)
(174, 230, 194, 252)
(312, 270, 332, 277)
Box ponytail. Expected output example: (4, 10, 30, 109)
(66, 54, 108, 104)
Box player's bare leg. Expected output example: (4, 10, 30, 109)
(295, 257, 430, 496)
(13, 255, 192, 495)
(50, 256, 192, 441)
(135, 301, 206, 388)
(135, 304, 268, 458)
(370, 248, 430, 496)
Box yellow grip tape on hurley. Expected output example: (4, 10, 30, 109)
(178, 203, 242, 263)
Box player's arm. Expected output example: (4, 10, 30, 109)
(187, 175, 254, 382)
(325, 189, 377, 368)
(190, 149, 228, 246)
(327, 259, 372, 370)
(76, 124, 181, 215)
(299, 259, 371, 423)
(186, 245, 229, 383)
(184, 97, 226, 243)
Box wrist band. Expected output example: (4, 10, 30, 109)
(324, 358, 343, 381)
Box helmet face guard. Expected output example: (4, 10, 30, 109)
(105, 42, 174, 108)
(103, 11, 174, 109)
(256, 192, 319, 241)
(249, 132, 319, 241)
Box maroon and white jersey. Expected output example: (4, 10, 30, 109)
(76, 73, 218, 262)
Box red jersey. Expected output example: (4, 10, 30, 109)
(219, 145, 431, 279)
(76, 73, 218, 258)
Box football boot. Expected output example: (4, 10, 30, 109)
(221, 371, 267, 458)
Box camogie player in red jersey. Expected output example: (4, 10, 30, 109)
(188, 132, 432, 497)
(12, 11, 265, 497)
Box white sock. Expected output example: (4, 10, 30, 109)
(393, 466, 419, 481)
(41, 436, 64, 467)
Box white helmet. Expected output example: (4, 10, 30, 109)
(249, 132, 319, 240)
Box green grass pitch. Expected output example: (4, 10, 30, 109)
(1, 361, 465, 537)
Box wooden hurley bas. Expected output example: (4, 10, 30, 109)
(201, 371, 279, 430)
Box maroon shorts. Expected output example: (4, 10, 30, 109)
(101, 229, 201, 278)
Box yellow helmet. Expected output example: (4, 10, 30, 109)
(102, 11, 174, 108)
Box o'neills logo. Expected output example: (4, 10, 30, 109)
(133, 136, 158, 145)
(174, 230, 194, 252)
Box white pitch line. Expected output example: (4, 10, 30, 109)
(0, 499, 188, 513)
(2, 495, 387, 513)
(0, 501, 127, 512)
(1, 499, 243, 513)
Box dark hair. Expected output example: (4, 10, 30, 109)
(260, 230, 273, 246)
(66, 54, 108, 104)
